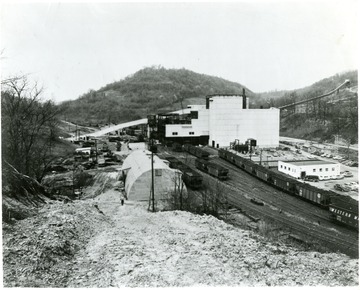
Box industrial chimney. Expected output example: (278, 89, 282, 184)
(242, 88, 247, 109)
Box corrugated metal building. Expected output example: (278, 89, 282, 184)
(122, 150, 186, 201)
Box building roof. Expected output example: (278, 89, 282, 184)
(122, 149, 170, 173)
(281, 159, 337, 166)
(122, 150, 176, 197)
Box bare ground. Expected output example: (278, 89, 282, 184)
(2, 179, 359, 287)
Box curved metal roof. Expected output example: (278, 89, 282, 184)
(122, 150, 182, 200)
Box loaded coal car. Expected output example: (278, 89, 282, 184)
(164, 156, 202, 189)
(183, 144, 210, 160)
(254, 163, 272, 182)
(195, 158, 208, 172)
(294, 182, 337, 207)
(181, 168, 203, 189)
(269, 170, 298, 195)
(165, 156, 183, 169)
(171, 142, 183, 152)
(329, 195, 359, 230)
(208, 162, 229, 180)
(219, 149, 240, 166)
(195, 158, 229, 180)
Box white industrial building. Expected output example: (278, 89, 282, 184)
(278, 160, 341, 180)
(162, 94, 280, 148)
(121, 150, 186, 203)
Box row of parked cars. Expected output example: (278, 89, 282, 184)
(312, 151, 358, 167)
(334, 182, 359, 192)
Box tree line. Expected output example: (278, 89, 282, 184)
(2, 76, 63, 182)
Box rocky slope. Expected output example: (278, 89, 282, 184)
(3, 183, 358, 287)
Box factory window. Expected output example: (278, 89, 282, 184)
(332, 168, 335, 171)
(190, 111, 198, 119)
(325, 168, 328, 172)
(319, 168, 323, 172)
(172, 132, 178, 135)
(280, 165, 283, 168)
(189, 132, 194, 135)
(284, 166, 287, 170)
(313, 169, 316, 172)
(288, 167, 290, 171)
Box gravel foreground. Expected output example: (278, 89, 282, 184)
(2, 189, 359, 287)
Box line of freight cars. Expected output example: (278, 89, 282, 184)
(183, 144, 210, 159)
(218, 149, 358, 230)
(195, 158, 229, 180)
(165, 156, 203, 189)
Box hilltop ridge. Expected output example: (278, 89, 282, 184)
(59, 66, 253, 126)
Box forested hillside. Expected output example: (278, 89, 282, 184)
(254, 71, 358, 143)
(254, 71, 357, 108)
(59, 67, 357, 144)
(59, 66, 253, 126)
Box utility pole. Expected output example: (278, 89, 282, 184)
(95, 139, 98, 164)
(151, 151, 155, 212)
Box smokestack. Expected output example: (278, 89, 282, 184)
(242, 88, 247, 109)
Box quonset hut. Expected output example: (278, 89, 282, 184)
(122, 150, 186, 203)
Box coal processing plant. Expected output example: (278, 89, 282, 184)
(147, 91, 280, 149)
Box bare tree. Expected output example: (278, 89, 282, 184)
(1, 75, 62, 181)
(201, 179, 228, 218)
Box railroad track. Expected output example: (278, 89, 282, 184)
(214, 158, 331, 223)
(160, 148, 358, 257)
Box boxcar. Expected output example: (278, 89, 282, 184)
(329, 196, 359, 229)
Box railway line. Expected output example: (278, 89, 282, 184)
(161, 148, 358, 257)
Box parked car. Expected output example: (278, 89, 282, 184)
(334, 184, 351, 192)
(342, 171, 354, 178)
(344, 182, 358, 191)
(304, 175, 320, 182)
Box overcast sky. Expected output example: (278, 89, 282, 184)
(1, 1, 358, 103)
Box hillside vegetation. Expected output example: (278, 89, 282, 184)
(59, 67, 357, 143)
(255, 71, 358, 143)
(59, 66, 253, 126)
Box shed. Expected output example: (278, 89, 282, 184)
(122, 150, 186, 202)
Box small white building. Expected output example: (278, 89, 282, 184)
(278, 160, 341, 180)
(122, 150, 186, 202)
(75, 147, 92, 155)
